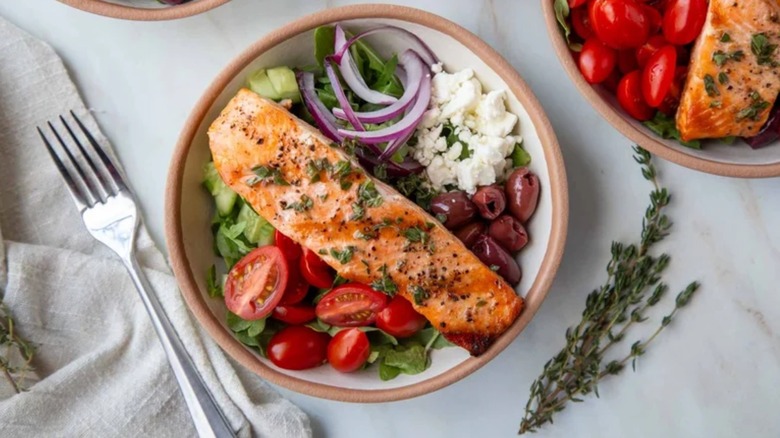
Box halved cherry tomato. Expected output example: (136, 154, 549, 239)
(315, 283, 389, 327)
(274, 230, 302, 262)
(662, 0, 707, 45)
(327, 328, 371, 373)
(636, 34, 667, 68)
(617, 49, 639, 74)
(569, 0, 589, 7)
(279, 266, 310, 305)
(641, 45, 677, 107)
(658, 66, 688, 115)
(617, 70, 655, 120)
(272, 304, 317, 325)
(579, 38, 617, 84)
(376, 296, 428, 338)
(571, 6, 595, 40)
(300, 248, 334, 289)
(267, 326, 330, 370)
(224, 247, 288, 320)
(589, 0, 652, 49)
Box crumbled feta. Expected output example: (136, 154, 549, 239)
(411, 63, 522, 194)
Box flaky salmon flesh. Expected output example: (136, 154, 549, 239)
(676, 0, 780, 141)
(208, 89, 524, 356)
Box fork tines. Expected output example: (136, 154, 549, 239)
(37, 111, 126, 210)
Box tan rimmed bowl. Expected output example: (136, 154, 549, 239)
(58, 0, 229, 21)
(165, 4, 568, 402)
(541, 0, 780, 178)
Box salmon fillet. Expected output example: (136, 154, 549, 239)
(208, 89, 524, 356)
(676, 0, 780, 141)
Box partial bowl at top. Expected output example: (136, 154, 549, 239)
(542, 0, 780, 178)
(165, 4, 568, 402)
(58, 0, 228, 21)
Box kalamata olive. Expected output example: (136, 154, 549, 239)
(455, 222, 486, 248)
(471, 235, 522, 285)
(472, 185, 506, 220)
(488, 215, 529, 252)
(506, 168, 540, 223)
(430, 191, 477, 229)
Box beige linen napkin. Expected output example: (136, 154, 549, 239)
(0, 16, 311, 438)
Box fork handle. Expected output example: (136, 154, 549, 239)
(124, 255, 237, 438)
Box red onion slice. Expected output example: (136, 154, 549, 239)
(333, 49, 424, 124)
(334, 25, 398, 105)
(338, 70, 431, 144)
(332, 25, 439, 67)
(296, 71, 343, 142)
(356, 148, 424, 177)
(324, 57, 364, 131)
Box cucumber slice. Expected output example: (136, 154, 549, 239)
(203, 162, 238, 216)
(214, 190, 238, 217)
(237, 203, 275, 246)
(247, 66, 301, 103)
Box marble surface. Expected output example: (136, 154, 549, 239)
(2, 1, 778, 437)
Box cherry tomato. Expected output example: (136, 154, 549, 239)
(224, 247, 288, 320)
(641, 45, 677, 107)
(579, 38, 617, 84)
(280, 266, 310, 305)
(272, 304, 317, 325)
(274, 230, 302, 262)
(617, 49, 639, 74)
(589, 0, 652, 49)
(299, 248, 334, 289)
(617, 70, 655, 120)
(643, 4, 662, 34)
(571, 6, 595, 40)
(569, 0, 589, 7)
(662, 0, 707, 45)
(376, 296, 428, 338)
(602, 68, 623, 94)
(658, 66, 688, 115)
(327, 328, 371, 373)
(636, 34, 667, 68)
(267, 326, 330, 370)
(315, 283, 389, 327)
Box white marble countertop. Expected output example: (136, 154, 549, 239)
(2, 1, 778, 437)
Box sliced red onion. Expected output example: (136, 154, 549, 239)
(334, 25, 398, 105)
(332, 25, 439, 67)
(338, 70, 431, 144)
(333, 49, 424, 124)
(296, 71, 343, 142)
(356, 148, 424, 177)
(324, 58, 364, 131)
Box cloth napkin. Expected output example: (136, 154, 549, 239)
(0, 16, 311, 438)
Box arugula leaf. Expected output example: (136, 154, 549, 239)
(305, 318, 333, 333)
(226, 311, 254, 332)
(512, 142, 532, 167)
(206, 265, 223, 298)
(553, 0, 578, 51)
(643, 112, 701, 149)
(411, 327, 454, 350)
(314, 26, 336, 68)
(234, 330, 261, 347)
(379, 361, 402, 381)
(215, 221, 253, 268)
(383, 344, 430, 375)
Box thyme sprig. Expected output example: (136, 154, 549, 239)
(519, 147, 699, 434)
(0, 303, 35, 394)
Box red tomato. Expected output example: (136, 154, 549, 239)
(376, 296, 428, 338)
(327, 328, 371, 373)
(589, 0, 652, 49)
(279, 266, 309, 305)
(643, 4, 662, 34)
(658, 66, 688, 115)
(274, 230, 302, 262)
(224, 247, 288, 320)
(299, 248, 334, 289)
(579, 38, 617, 84)
(641, 45, 677, 107)
(569, 0, 589, 7)
(315, 283, 389, 327)
(617, 71, 655, 120)
(636, 34, 667, 68)
(267, 326, 330, 370)
(571, 7, 595, 40)
(272, 304, 317, 325)
(617, 49, 639, 74)
(602, 68, 623, 93)
(662, 0, 707, 45)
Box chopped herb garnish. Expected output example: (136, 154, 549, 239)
(354, 229, 378, 240)
(350, 203, 365, 221)
(372, 218, 396, 231)
(710, 100, 722, 108)
(373, 163, 388, 181)
(718, 72, 729, 85)
(318, 248, 328, 255)
(357, 181, 383, 208)
(305, 158, 331, 183)
(318, 193, 328, 201)
(371, 265, 397, 296)
(283, 194, 313, 212)
(410, 285, 429, 306)
(340, 180, 353, 190)
(703, 74, 719, 97)
(331, 160, 352, 179)
(330, 246, 356, 264)
(395, 174, 438, 210)
(251, 165, 289, 186)
(712, 49, 744, 67)
(721, 33, 731, 43)
(361, 259, 371, 274)
(403, 226, 435, 253)
(736, 91, 770, 121)
(751, 33, 778, 66)
(490, 265, 500, 272)
(476, 300, 488, 307)
(435, 213, 448, 224)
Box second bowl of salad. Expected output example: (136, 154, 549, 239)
(544, 0, 780, 177)
(166, 4, 568, 402)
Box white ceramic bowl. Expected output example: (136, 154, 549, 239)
(166, 4, 568, 402)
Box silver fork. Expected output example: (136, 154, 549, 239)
(38, 111, 236, 438)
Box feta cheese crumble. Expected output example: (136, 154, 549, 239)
(411, 64, 522, 194)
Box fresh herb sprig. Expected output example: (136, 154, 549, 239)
(519, 147, 699, 434)
(0, 303, 35, 394)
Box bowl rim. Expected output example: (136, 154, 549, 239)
(540, 0, 780, 178)
(57, 0, 229, 21)
(165, 3, 569, 402)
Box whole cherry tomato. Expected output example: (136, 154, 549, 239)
(327, 328, 371, 373)
(299, 247, 335, 289)
(274, 230, 302, 262)
(569, 0, 589, 7)
(571, 6, 595, 40)
(617, 49, 639, 74)
(658, 66, 689, 115)
(579, 38, 617, 84)
(589, 0, 652, 49)
(267, 326, 330, 370)
(662, 0, 708, 45)
(376, 296, 428, 338)
(641, 45, 677, 107)
(636, 34, 667, 68)
(617, 70, 655, 120)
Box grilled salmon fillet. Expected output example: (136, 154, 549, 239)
(676, 0, 780, 141)
(208, 89, 524, 356)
